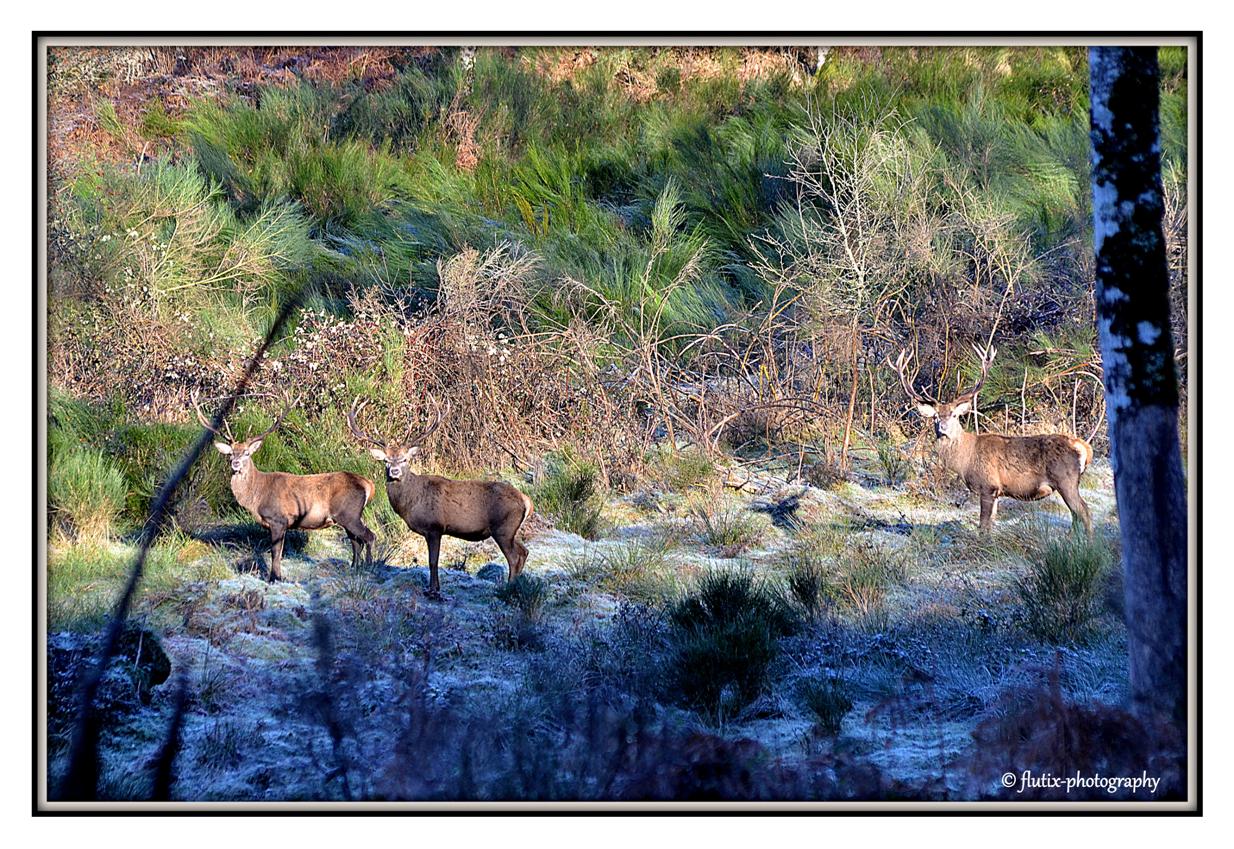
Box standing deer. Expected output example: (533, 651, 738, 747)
(347, 399, 534, 598)
(892, 346, 1093, 535)
(193, 393, 377, 580)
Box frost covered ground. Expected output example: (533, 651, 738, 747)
(45, 455, 1127, 802)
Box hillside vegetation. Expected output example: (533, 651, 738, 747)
(45, 45, 1189, 802)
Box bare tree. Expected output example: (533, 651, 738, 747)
(755, 103, 929, 467)
(1089, 47, 1188, 727)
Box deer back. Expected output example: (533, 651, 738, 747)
(235, 468, 374, 526)
(387, 473, 528, 537)
(961, 432, 1091, 498)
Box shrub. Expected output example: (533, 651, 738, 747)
(689, 499, 767, 556)
(669, 569, 797, 719)
(785, 554, 829, 620)
(830, 541, 906, 618)
(533, 452, 607, 539)
(596, 540, 681, 603)
(651, 447, 716, 492)
(1016, 532, 1113, 644)
(495, 574, 550, 621)
(876, 437, 911, 486)
(797, 673, 854, 737)
(48, 445, 128, 542)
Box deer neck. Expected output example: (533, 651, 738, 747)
(230, 464, 270, 512)
(935, 430, 978, 477)
(387, 469, 427, 500)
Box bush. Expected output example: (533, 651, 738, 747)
(650, 448, 716, 492)
(1016, 532, 1113, 644)
(533, 452, 607, 539)
(595, 540, 681, 603)
(49, 445, 128, 542)
(785, 554, 829, 620)
(797, 674, 854, 737)
(689, 499, 767, 556)
(876, 437, 911, 486)
(669, 569, 797, 719)
(495, 574, 550, 621)
(831, 541, 906, 618)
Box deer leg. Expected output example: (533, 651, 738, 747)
(978, 493, 997, 533)
(361, 525, 375, 570)
(495, 534, 525, 582)
(513, 539, 528, 580)
(341, 516, 376, 570)
(268, 523, 288, 582)
(425, 532, 443, 598)
(1057, 481, 1093, 537)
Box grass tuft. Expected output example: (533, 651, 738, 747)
(533, 451, 608, 539)
(797, 673, 854, 737)
(49, 445, 128, 543)
(1016, 532, 1113, 644)
(689, 498, 768, 556)
(496, 574, 550, 621)
(668, 568, 797, 719)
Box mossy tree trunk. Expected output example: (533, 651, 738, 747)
(1089, 47, 1188, 728)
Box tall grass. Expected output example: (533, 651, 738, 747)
(532, 451, 607, 539)
(669, 568, 798, 719)
(1017, 532, 1114, 644)
(49, 446, 128, 543)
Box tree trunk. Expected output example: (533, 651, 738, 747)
(1089, 47, 1188, 728)
(839, 318, 860, 469)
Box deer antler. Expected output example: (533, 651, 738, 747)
(891, 349, 935, 407)
(955, 344, 996, 402)
(191, 389, 234, 442)
(347, 398, 385, 450)
(407, 398, 447, 448)
(249, 391, 291, 444)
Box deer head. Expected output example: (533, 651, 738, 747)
(893, 345, 995, 441)
(347, 398, 445, 482)
(193, 390, 287, 475)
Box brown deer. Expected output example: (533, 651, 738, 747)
(892, 346, 1093, 535)
(193, 392, 377, 581)
(347, 399, 534, 598)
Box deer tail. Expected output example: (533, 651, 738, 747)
(1071, 439, 1093, 476)
(519, 490, 534, 528)
(362, 477, 376, 507)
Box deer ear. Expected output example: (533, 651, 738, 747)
(214, 442, 232, 455)
(405, 446, 421, 459)
(246, 439, 263, 455)
(368, 447, 388, 462)
(952, 399, 972, 416)
(915, 403, 936, 418)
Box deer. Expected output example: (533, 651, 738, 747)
(192, 392, 377, 581)
(891, 345, 1093, 535)
(347, 398, 534, 598)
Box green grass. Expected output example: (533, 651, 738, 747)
(668, 568, 798, 719)
(48, 445, 128, 542)
(1016, 531, 1114, 644)
(649, 446, 716, 492)
(496, 574, 550, 621)
(689, 498, 768, 556)
(829, 540, 907, 620)
(796, 673, 854, 737)
(47, 533, 230, 631)
(532, 451, 608, 539)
